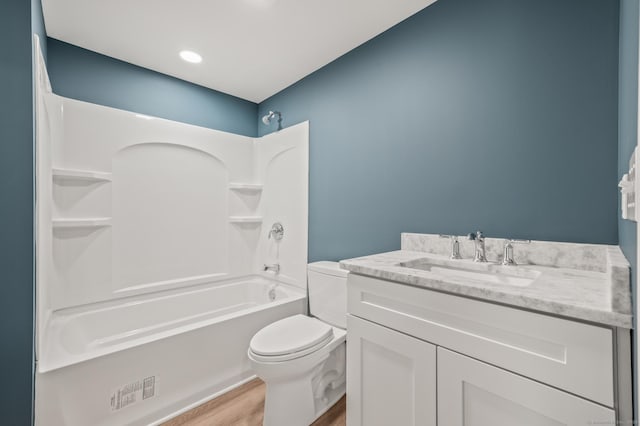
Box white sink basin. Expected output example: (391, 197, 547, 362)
(400, 258, 541, 287)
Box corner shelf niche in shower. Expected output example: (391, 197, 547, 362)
(228, 216, 263, 224)
(52, 218, 112, 229)
(52, 168, 112, 183)
(228, 183, 263, 192)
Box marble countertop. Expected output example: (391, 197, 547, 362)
(340, 237, 632, 328)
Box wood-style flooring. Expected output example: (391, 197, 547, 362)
(162, 378, 346, 426)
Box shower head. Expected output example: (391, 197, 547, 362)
(261, 112, 274, 125)
(262, 110, 283, 131)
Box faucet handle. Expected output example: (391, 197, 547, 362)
(502, 239, 531, 266)
(439, 234, 462, 259)
(268, 222, 284, 241)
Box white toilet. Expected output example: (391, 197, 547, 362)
(248, 261, 348, 426)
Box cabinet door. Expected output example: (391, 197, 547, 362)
(437, 348, 615, 426)
(346, 315, 436, 426)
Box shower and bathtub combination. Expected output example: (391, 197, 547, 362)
(33, 40, 309, 425)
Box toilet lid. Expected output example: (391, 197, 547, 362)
(250, 314, 333, 357)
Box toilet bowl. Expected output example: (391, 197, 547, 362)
(248, 261, 348, 426)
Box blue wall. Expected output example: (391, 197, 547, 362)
(619, 0, 639, 416)
(47, 39, 258, 137)
(12, 1, 629, 420)
(259, 0, 621, 262)
(0, 0, 42, 423)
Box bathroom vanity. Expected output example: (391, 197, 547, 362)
(340, 233, 632, 426)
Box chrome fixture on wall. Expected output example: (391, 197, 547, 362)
(263, 263, 280, 274)
(268, 222, 284, 241)
(262, 110, 283, 131)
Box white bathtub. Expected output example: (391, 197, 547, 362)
(35, 276, 306, 426)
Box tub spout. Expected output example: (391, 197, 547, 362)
(264, 263, 280, 274)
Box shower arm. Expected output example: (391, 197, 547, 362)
(263, 110, 283, 131)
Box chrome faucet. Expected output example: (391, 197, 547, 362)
(439, 234, 462, 259)
(264, 263, 280, 274)
(467, 231, 487, 262)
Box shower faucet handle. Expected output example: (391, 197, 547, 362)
(268, 222, 284, 241)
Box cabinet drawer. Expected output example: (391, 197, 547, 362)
(347, 274, 614, 406)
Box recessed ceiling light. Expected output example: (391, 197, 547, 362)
(179, 50, 202, 64)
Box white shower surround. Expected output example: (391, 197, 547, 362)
(34, 38, 309, 425)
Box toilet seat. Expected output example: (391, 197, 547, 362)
(249, 315, 334, 362)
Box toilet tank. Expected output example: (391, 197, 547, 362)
(307, 261, 348, 329)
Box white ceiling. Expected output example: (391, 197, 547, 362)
(42, 0, 437, 103)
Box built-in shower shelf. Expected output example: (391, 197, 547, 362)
(228, 183, 263, 191)
(52, 168, 112, 182)
(52, 218, 112, 229)
(228, 216, 263, 224)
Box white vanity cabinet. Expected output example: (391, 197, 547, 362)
(346, 273, 627, 426)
